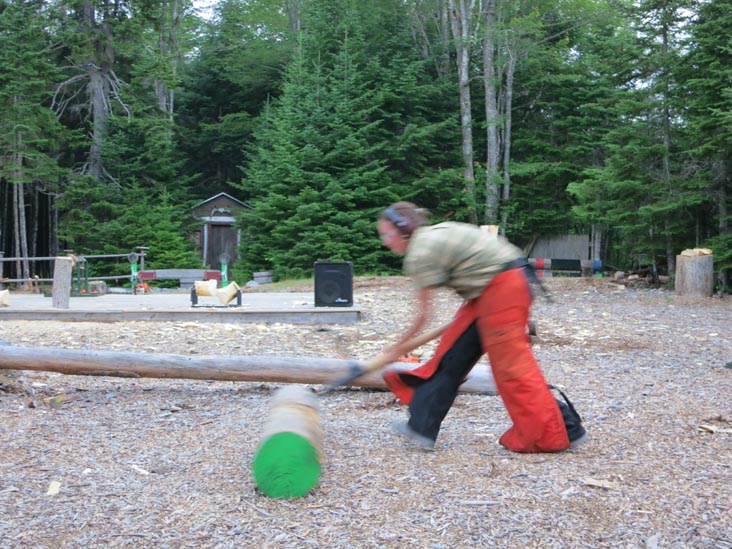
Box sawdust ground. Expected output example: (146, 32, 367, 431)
(1, 277, 731, 548)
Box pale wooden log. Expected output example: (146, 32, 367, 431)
(253, 385, 323, 498)
(0, 346, 497, 394)
(675, 252, 714, 297)
(52, 256, 73, 309)
(260, 386, 323, 455)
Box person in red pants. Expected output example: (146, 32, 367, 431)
(376, 201, 587, 452)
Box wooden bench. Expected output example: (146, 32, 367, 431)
(138, 269, 222, 289)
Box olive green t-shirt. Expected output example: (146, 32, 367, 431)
(403, 222, 523, 300)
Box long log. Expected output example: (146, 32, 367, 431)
(0, 346, 497, 395)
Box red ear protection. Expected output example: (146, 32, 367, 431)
(382, 207, 411, 235)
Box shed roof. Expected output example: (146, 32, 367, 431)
(192, 192, 252, 210)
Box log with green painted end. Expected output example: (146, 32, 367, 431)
(252, 386, 323, 499)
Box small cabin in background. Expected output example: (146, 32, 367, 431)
(528, 232, 602, 262)
(525, 228, 605, 276)
(190, 193, 251, 270)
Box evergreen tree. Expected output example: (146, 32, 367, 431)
(360, 1, 464, 217)
(59, 180, 200, 278)
(176, 0, 295, 197)
(51, 0, 201, 266)
(237, 40, 390, 278)
(485, 3, 622, 247)
(0, 0, 70, 278)
(235, 0, 461, 279)
(566, 1, 697, 271)
(105, 185, 200, 270)
(682, 0, 732, 290)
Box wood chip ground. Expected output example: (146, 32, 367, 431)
(1, 277, 731, 548)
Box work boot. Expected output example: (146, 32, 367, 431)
(391, 420, 436, 451)
(551, 386, 588, 449)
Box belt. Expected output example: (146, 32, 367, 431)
(501, 257, 530, 272)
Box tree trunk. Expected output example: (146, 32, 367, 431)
(83, 0, 115, 180)
(88, 68, 109, 180)
(717, 156, 730, 294)
(448, 0, 477, 222)
(411, 7, 432, 60)
(154, 0, 181, 124)
(12, 180, 21, 280)
(499, 51, 516, 232)
(30, 189, 38, 259)
(439, 0, 451, 77)
(51, 193, 60, 256)
(287, 0, 302, 31)
(482, 0, 500, 224)
(12, 116, 29, 280)
(0, 181, 5, 259)
(660, 21, 676, 276)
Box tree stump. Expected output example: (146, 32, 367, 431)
(675, 249, 714, 297)
(252, 386, 323, 499)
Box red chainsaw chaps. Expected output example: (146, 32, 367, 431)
(383, 268, 569, 453)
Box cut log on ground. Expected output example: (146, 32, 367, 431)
(253, 386, 323, 499)
(0, 346, 498, 395)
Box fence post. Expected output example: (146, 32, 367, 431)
(137, 246, 149, 271)
(52, 256, 74, 309)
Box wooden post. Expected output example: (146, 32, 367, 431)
(675, 249, 714, 297)
(52, 256, 74, 309)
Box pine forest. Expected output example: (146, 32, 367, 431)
(0, 0, 730, 291)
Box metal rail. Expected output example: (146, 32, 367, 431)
(1, 274, 131, 284)
(0, 250, 146, 288)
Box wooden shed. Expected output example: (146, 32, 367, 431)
(191, 193, 251, 270)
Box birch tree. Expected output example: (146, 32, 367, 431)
(482, 0, 500, 224)
(480, 0, 542, 228)
(447, 0, 478, 222)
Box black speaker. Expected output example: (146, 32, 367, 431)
(314, 261, 353, 307)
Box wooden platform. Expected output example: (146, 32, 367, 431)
(0, 292, 361, 324)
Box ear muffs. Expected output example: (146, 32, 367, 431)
(382, 207, 412, 235)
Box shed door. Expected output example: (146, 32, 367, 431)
(207, 224, 237, 270)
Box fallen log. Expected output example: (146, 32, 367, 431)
(0, 345, 498, 395)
